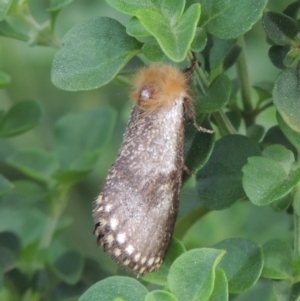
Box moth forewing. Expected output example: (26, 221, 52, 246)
(93, 65, 191, 275)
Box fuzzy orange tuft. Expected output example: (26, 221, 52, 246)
(130, 65, 191, 112)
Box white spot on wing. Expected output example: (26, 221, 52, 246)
(110, 218, 119, 230)
(117, 233, 126, 244)
(105, 204, 112, 212)
(134, 253, 141, 262)
(148, 257, 155, 266)
(126, 245, 134, 255)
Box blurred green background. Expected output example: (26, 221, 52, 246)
(0, 0, 295, 278)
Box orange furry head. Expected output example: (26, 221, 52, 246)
(130, 65, 191, 112)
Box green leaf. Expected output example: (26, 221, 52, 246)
(273, 280, 290, 301)
(48, 0, 74, 12)
(290, 282, 300, 301)
(0, 265, 2, 289)
(0, 180, 46, 205)
(271, 193, 293, 212)
(54, 107, 116, 171)
(50, 281, 89, 300)
(208, 269, 228, 301)
(262, 12, 299, 46)
(253, 81, 273, 103)
(0, 100, 42, 137)
(6, 148, 59, 183)
(0, 0, 13, 20)
(246, 125, 265, 142)
(283, 1, 300, 19)
(268, 45, 290, 69)
(195, 74, 231, 113)
(196, 135, 261, 210)
(143, 238, 185, 286)
(214, 238, 263, 294)
(106, 0, 161, 15)
(52, 17, 142, 91)
(136, 4, 201, 62)
(209, 38, 236, 73)
(262, 239, 292, 280)
(294, 186, 300, 217)
(262, 125, 297, 155)
(277, 112, 300, 155)
(126, 17, 150, 38)
(107, 0, 185, 22)
(184, 120, 215, 180)
(168, 248, 225, 301)
(283, 48, 300, 68)
(199, 0, 268, 39)
(0, 71, 10, 88)
(145, 291, 179, 301)
(0, 20, 28, 41)
(78, 276, 148, 301)
(191, 27, 207, 53)
(51, 251, 84, 285)
(142, 40, 166, 62)
(82, 258, 111, 283)
(0, 174, 13, 195)
(0, 231, 21, 272)
(243, 145, 300, 206)
(274, 69, 300, 133)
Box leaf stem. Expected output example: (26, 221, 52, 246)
(212, 111, 237, 135)
(16, 4, 61, 48)
(254, 100, 273, 115)
(174, 206, 210, 239)
(236, 37, 253, 126)
(39, 185, 70, 249)
(294, 212, 300, 257)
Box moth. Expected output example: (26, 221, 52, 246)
(93, 64, 205, 275)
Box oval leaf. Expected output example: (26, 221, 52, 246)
(54, 107, 116, 170)
(214, 238, 263, 294)
(0, 100, 42, 137)
(6, 148, 59, 183)
(78, 276, 148, 301)
(51, 251, 84, 285)
(242, 145, 300, 205)
(168, 248, 225, 301)
(200, 0, 268, 39)
(262, 239, 292, 280)
(196, 135, 261, 210)
(195, 74, 231, 113)
(52, 17, 142, 90)
(136, 4, 201, 62)
(262, 12, 299, 46)
(107, 0, 185, 22)
(273, 68, 300, 133)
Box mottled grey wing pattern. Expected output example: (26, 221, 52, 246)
(93, 98, 185, 274)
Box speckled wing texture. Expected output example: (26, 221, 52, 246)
(93, 64, 191, 275)
(93, 99, 185, 275)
